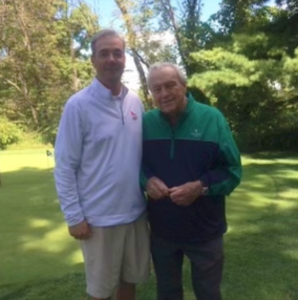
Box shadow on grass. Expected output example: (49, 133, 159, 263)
(220, 156, 298, 300)
(1, 156, 298, 300)
(248, 151, 298, 160)
(243, 158, 298, 200)
(0, 167, 157, 300)
(0, 273, 86, 300)
(222, 204, 298, 300)
(0, 167, 84, 286)
(180, 207, 298, 300)
(154, 156, 298, 300)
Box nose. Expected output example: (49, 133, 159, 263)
(160, 86, 170, 98)
(107, 53, 116, 62)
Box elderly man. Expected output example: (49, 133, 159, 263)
(142, 62, 242, 300)
(54, 29, 150, 300)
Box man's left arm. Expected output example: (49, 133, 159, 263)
(170, 113, 241, 205)
(199, 112, 242, 196)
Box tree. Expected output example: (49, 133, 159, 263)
(188, 1, 298, 151)
(0, 0, 99, 144)
(114, 0, 151, 107)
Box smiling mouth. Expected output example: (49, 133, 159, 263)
(161, 100, 173, 105)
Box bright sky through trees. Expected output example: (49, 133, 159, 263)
(85, 0, 222, 27)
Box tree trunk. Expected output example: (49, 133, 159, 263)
(114, 0, 153, 108)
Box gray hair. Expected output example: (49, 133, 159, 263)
(91, 29, 125, 56)
(147, 62, 187, 89)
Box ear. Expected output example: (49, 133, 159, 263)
(182, 82, 187, 94)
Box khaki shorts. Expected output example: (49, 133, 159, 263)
(80, 214, 150, 299)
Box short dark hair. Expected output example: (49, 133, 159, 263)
(91, 29, 125, 56)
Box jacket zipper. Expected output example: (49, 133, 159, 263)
(120, 101, 125, 125)
(121, 106, 124, 125)
(170, 128, 175, 159)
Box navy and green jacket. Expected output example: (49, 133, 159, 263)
(142, 93, 242, 243)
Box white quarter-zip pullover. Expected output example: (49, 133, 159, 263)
(54, 78, 146, 227)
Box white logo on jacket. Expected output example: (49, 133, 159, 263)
(191, 129, 201, 138)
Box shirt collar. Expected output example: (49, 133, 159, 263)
(90, 78, 129, 102)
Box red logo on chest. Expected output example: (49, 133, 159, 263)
(130, 111, 138, 120)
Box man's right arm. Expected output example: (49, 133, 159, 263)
(54, 99, 85, 227)
(141, 164, 169, 200)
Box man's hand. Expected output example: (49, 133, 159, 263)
(146, 176, 169, 200)
(68, 220, 92, 240)
(169, 180, 204, 206)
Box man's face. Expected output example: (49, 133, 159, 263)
(149, 66, 187, 115)
(91, 36, 126, 85)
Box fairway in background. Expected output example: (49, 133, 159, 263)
(0, 151, 298, 300)
(0, 150, 84, 286)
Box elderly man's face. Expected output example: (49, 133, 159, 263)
(149, 66, 187, 116)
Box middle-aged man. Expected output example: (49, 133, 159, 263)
(54, 29, 150, 300)
(141, 62, 242, 300)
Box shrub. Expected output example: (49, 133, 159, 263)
(0, 118, 22, 149)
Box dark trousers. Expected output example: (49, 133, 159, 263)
(151, 234, 224, 300)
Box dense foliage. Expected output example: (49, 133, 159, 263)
(0, 0, 99, 147)
(0, 0, 297, 151)
(0, 117, 21, 149)
(187, 0, 298, 151)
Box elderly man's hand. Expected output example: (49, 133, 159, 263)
(68, 220, 92, 240)
(146, 176, 169, 200)
(169, 181, 205, 206)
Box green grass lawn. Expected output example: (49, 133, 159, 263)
(0, 150, 297, 300)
